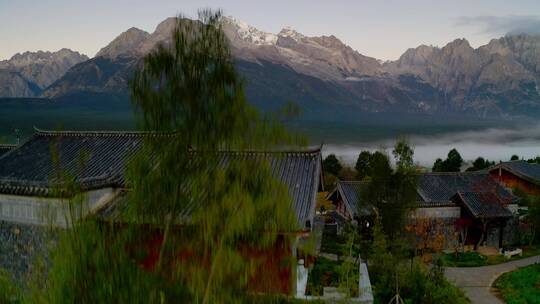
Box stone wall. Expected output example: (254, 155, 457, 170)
(0, 221, 53, 284)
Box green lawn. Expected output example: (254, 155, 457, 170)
(494, 264, 540, 304)
(442, 246, 540, 267)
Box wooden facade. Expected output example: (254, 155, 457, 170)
(490, 167, 540, 195)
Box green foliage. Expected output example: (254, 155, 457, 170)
(370, 223, 469, 304)
(309, 225, 361, 297)
(511, 155, 520, 161)
(320, 228, 361, 258)
(528, 203, 540, 243)
(0, 269, 20, 304)
(32, 223, 177, 303)
(526, 156, 540, 164)
(466, 157, 495, 172)
(441, 252, 487, 267)
(432, 148, 463, 172)
(366, 141, 417, 239)
(337, 226, 361, 298)
(393, 137, 414, 170)
(513, 188, 540, 243)
(323, 173, 338, 190)
(127, 10, 298, 302)
(306, 257, 343, 296)
(355, 151, 372, 180)
(398, 260, 469, 304)
(323, 154, 342, 176)
(432, 158, 444, 172)
(338, 166, 357, 181)
(494, 264, 540, 304)
(442, 246, 540, 267)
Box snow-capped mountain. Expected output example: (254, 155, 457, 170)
(221, 16, 382, 81)
(29, 16, 540, 118)
(221, 16, 277, 46)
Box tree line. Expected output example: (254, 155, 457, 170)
(323, 148, 540, 183)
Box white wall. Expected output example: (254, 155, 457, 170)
(411, 207, 461, 219)
(0, 188, 119, 227)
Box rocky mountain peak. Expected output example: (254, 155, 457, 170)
(153, 17, 178, 37)
(278, 27, 305, 41)
(5, 49, 87, 67)
(0, 49, 88, 96)
(392, 45, 436, 67)
(96, 27, 150, 58)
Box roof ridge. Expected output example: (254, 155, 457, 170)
(420, 171, 486, 176)
(338, 180, 364, 184)
(213, 147, 322, 155)
(33, 127, 176, 137)
(458, 190, 496, 194)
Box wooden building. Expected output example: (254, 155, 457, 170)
(489, 161, 540, 195)
(328, 172, 518, 249)
(451, 191, 513, 248)
(326, 181, 373, 233)
(0, 128, 324, 295)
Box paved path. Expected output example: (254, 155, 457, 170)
(444, 255, 540, 304)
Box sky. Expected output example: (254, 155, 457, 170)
(1, 0, 540, 61)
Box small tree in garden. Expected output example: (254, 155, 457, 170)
(338, 223, 361, 297)
(405, 218, 446, 259)
(526, 202, 540, 245)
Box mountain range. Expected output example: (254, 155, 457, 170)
(0, 49, 88, 97)
(3, 16, 540, 119)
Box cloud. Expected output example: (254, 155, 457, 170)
(323, 123, 540, 167)
(456, 15, 540, 36)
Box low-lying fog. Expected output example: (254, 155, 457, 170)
(323, 123, 540, 168)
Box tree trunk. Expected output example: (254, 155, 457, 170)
(157, 213, 172, 271)
(203, 238, 224, 304)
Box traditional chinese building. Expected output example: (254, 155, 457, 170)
(328, 172, 518, 249)
(0, 128, 324, 295)
(489, 161, 540, 195)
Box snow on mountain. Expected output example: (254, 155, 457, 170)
(278, 27, 305, 41)
(222, 16, 277, 46)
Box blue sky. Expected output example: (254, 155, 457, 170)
(1, 0, 539, 60)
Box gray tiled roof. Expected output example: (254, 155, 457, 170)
(336, 181, 373, 217)
(0, 129, 322, 228)
(0, 145, 16, 157)
(0, 130, 152, 195)
(492, 161, 540, 185)
(98, 149, 323, 228)
(417, 172, 517, 207)
(453, 191, 512, 218)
